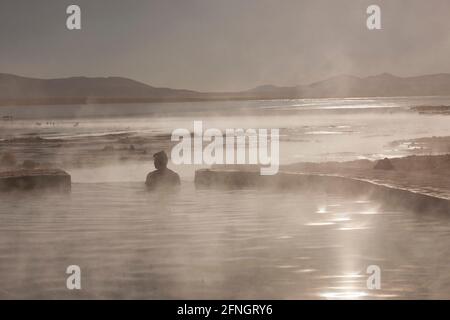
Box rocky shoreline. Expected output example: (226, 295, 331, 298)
(197, 154, 450, 213)
(410, 105, 450, 115)
(195, 168, 449, 214)
(0, 168, 71, 192)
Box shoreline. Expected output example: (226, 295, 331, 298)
(2, 96, 450, 108)
(200, 153, 450, 212)
(195, 169, 450, 214)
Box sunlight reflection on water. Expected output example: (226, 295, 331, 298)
(0, 183, 449, 299)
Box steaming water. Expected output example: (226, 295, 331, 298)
(1, 183, 449, 299)
(2, 97, 450, 173)
(1, 97, 450, 299)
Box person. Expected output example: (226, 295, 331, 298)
(145, 151, 180, 190)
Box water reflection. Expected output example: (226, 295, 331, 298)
(0, 183, 449, 299)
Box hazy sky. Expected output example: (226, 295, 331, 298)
(1, 0, 450, 91)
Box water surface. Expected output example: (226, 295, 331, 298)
(0, 183, 449, 299)
(1, 97, 449, 299)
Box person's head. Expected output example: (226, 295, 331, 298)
(153, 151, 168, 170)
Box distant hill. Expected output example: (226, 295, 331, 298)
(0, 73, 202, 105)
(244, 73, 450, 99)
(2, 72, 450, 106)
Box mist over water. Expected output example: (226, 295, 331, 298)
(1, 183, 449, 299)
(2, 97, 450, 182)
(1, 97, 450, 299)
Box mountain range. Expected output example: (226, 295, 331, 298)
(2, 72, 450, 105)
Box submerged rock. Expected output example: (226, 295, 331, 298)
(0, 169, 71, 192)
(0, 152, 17, 167)
(102, 145, 115, 152)
(22, 160, 39, 169)
(374, 158, 395, 170)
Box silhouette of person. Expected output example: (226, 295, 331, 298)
(145, 151, 180, 190)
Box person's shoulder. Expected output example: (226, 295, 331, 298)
(146, 170, 158, 178)
(166, 168, 180, 176)
(166, 168, 179, 175)
(146, 170, 161, 183)
(166, 168, 181, 182)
